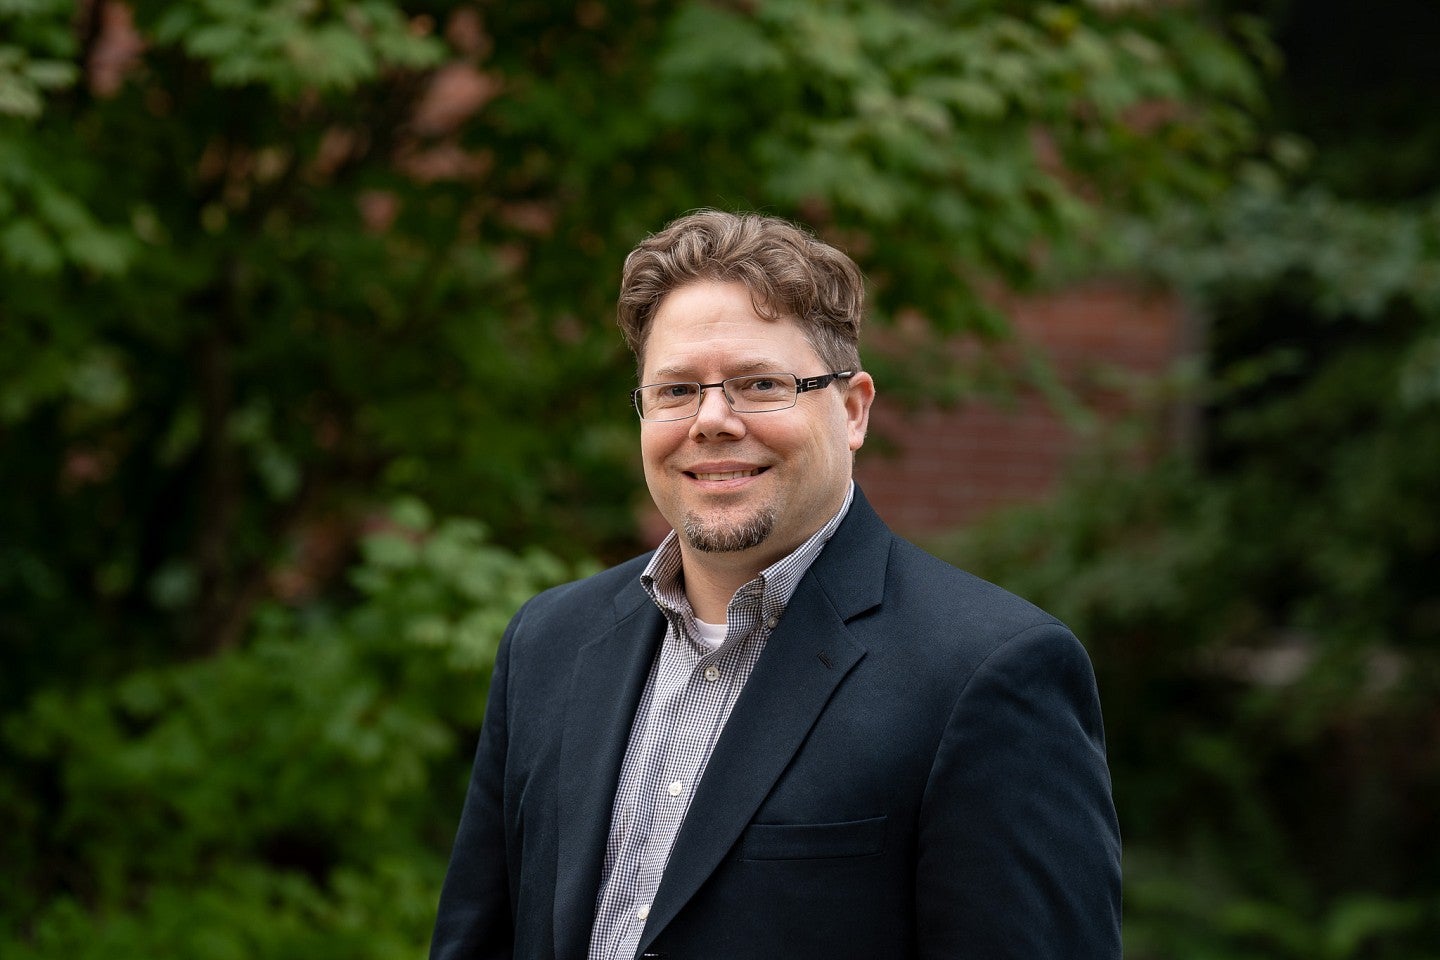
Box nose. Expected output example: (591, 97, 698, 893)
(688, 384, 746, 441)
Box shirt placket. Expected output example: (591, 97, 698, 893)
(647, 649, 736, 897)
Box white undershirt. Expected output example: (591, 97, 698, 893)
(692, 618, 727, 651)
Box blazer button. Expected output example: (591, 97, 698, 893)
(640, 953, 667, 959)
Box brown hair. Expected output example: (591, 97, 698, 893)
(617, 209, 865, 376)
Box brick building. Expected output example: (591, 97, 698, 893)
(856, 281, 1192, 539)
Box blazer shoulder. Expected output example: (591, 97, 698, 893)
(882, 535, 1069, 641)
(513, 550, 654, 633)
(823, 490, 1067, 645)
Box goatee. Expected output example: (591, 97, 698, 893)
(682, 507, 777, 553)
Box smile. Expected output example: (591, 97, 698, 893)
(688, 468, 765, 481)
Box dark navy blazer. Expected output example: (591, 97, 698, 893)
(430, 488, 1122, 959)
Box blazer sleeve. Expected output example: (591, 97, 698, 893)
(429, 610, 520, 960)
(916, 621, 1122, 959)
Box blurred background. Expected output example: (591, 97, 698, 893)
(2, 0, 1437, 956)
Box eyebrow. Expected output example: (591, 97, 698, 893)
(650, 358, 788, 381)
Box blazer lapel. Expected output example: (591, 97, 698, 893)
(637, 491, 893, 954)
(553, 582, 666, 960)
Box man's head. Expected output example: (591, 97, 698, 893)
(620, 211, 874, 575)
(617, 210, 865, 378)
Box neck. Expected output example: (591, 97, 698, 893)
(676, 547, 763, 624)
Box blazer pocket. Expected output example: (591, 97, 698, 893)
(737, 815, 888, 861)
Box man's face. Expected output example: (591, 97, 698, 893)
(639, 280, 873, 569)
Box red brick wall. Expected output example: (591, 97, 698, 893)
(855, 281, 1188, 539)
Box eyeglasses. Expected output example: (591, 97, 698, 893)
(632, 371, 854, 422)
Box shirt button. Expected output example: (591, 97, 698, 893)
(703, 665, 720, 681)
(766, 615, 779, 629)
(637, 904, 650, 920)
(667, 780, 683, 797)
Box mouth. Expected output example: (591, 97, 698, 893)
(686, 467, 767, 482)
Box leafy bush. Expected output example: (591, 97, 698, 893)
(1, 502, 585, 957)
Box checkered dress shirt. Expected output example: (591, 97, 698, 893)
(587, 483, 855, 960)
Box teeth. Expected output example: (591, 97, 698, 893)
(694, 469, 760, 481)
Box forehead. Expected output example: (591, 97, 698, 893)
(643, 281, 820, 380)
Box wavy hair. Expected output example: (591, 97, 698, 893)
(617, 210, 865, 376)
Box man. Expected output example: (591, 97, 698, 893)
(430, 210, 1121, 959)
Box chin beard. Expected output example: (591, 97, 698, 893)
(682, 507, 777, 553)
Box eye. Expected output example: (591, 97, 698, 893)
(733, 375, 790, 396)
(644, 382, 699, 409)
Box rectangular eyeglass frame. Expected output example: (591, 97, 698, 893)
(632, 370, 855, 422)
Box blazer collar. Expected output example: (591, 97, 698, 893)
(553, 583, 666, 960)
(798, 484, 891, 623)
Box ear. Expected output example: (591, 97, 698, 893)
(842, 371, 875, 452)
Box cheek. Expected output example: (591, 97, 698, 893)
(814, 408, 853, 456)
(639, 426, 679, 468)
(640, 439, 663, 471)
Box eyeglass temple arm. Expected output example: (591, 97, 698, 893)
(795, 370, 855, 393)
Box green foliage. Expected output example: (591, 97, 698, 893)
(0, 0, 1315, 954)
(4, 864, 439, 960)
(1, 502, 581, 956)
(0, 0, 75, 119)
(645, 0, 1267, 333)
(932, 170, 1440, 956)
(149, 0, 443, 95)
(0, 136, 135, 276)
(1125, 846, 1437, 960)
(1134, 180, 1440, 322)
(0, 0, 1270, 714)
